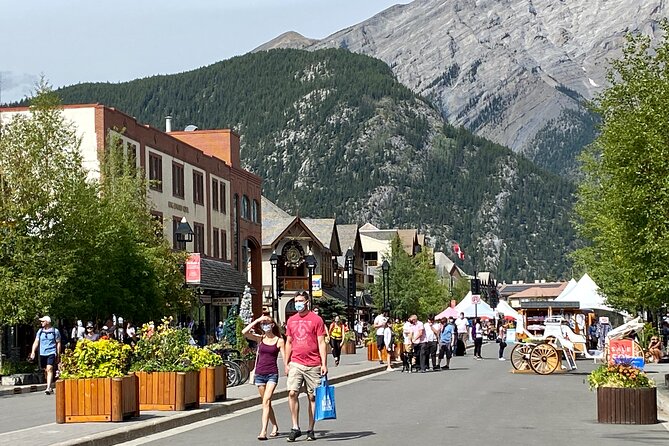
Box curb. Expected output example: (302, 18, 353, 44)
(51, 364, 389, 446)
(0, 384, 47, 396)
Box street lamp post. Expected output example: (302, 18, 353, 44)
(345, 247, 355, 326)
(175, 217, 194, 246)
(305, 250, 317, 298)
(269, 251, 279, 323)
(381, 260, 390, 313)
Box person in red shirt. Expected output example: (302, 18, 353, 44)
(284, 291, 327, 442)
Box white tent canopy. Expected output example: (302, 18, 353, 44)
(494, 300, 521, 320)
(555, 278, 577, 300)
(455, 292, 496, 318)
(553, 273, 617, 312)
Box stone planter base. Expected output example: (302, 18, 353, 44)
(597, 387, 657, 424)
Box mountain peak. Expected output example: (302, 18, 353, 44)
(253, 31, 318, 52)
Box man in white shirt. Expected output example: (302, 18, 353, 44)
(401, 317, 413, 372)
(424, 315, 439, 371)
(455, 312, 470, 355)
(373, 311, 389, 364)
(409, 315, 427, 372)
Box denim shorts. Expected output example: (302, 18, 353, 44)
(255, 373, 279, 386)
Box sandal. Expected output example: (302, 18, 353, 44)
(269, 430, 279, 437)
(257, 435, 268, 441)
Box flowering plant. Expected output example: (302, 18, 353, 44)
(587, 362, 655, 390)
(130, 317, 220, 372)
(59, 339, 132, 379)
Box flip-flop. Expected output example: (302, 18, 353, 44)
(257, 436, 268, 441)
(269, 431, 279, 437)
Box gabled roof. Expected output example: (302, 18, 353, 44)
(303, 218, 340, 254)
(199, 257, 251, 294)
(360, 230, 398, 241)
(509, 283, 567, 299)
(397, 229, 419, 255)
(359, 222, 379, 231)
(262, 196, 291, 218)
(337, 224, 358, 253)
(262, 216, 297, 247)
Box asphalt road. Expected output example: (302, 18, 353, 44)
(117, 344, 669, 446)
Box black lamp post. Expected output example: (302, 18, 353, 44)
(269, 250, 279, 323)
(305, 251, 317, 298)
(175, 217, 194, 247)
(345, 247, 355, 326)
(381, 260, 390, 312)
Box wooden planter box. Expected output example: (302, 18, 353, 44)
(199, 365, 227, 403)
(137, 371, 200, 411)
(342, 340, 356, 354)
(55, 375, 139, 423)
(367, 342, 403, 361)
(597, 387, 657, 424)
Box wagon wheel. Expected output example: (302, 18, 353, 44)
(529, 343, 560, 375)
(511, 344, 533, 370)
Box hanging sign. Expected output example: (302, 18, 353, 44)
(186, 253, 201, 284)
(471, 294, 481, 304)
(312, 275, 322, 297)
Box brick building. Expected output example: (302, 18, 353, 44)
(0, 104, 263, 329)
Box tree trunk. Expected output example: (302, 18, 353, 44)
(0, 325, 5, 372)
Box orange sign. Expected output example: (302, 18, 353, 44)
(186, 253, 201, 284)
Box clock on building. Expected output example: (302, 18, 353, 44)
(283, 243, 305, 267)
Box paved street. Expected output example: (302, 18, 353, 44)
(117, 344, 669, 446)
(1, 343, 668, 446)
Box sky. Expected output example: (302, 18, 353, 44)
(0, 0, 411, 104)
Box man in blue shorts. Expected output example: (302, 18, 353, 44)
(30, 316, 61, 395)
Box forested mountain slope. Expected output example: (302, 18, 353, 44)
(56, 48, 577, 280)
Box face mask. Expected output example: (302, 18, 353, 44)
(261, 324, 272, 333)
(295, 301, 306, 312)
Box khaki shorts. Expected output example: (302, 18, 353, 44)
(286, 362, 321, 395)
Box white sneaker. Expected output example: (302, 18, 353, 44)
(499, 358, 505, 361)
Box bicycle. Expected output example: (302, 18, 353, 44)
(215, 348, 251, 386)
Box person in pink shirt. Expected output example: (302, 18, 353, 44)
(284, 291, 328, 442)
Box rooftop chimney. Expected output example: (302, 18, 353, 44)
(165, 116, 172, 133)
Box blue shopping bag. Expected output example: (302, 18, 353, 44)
(314, 375, 336, 421)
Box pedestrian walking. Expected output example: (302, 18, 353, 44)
(215, 321, 224, 342)
(354, 319, 363, 346)
(383, 319, 394, 371)
(424, 315, 439, 371)
(438, 317, 455, 369)
(408, 315, 427, 372)
(284, 291, 328, 442)
(373, 311, 388, 364)
(328, 315, 345, 366)
(498, 323, 508, 360)
(401, 316, 413, 372)
(473, 318, 483, 359)
(242, 315, 285, 440)
(29, 316, 61, 395)
(70, 320, 85, 347)
(455, 312, 469, 356)
(84, 321, 99, 341)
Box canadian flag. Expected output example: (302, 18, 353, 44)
(453, 243, 465, 260)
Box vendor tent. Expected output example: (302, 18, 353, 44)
(555, 278, 577, 300)
(494, 300, 521, 320)
(435, 306, 460, 320)
(455, 292, 496, 318)
(554, 273, 616, 312)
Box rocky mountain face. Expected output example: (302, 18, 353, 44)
(55, 49, 577, 280)
(258, 0, 667, 176)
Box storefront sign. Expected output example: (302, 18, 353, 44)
(212, 297, 240, 306)
(185, 253, 201, 284)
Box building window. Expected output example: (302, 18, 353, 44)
(220, 182, 226, 214)
(252, 199, 259, 223)
(127, 142, 138, 167)
(172, 217, 186, 251)
(193, 171, 204, 205)
(212, 179, 219, 211)
(213, 227, 220, 258)
(241, 195, 250, 220)
(193, 222, 205, 254)
(221, 230, 227, 261)
(172, 162, 184, 199)
(149, 153, 162, 191)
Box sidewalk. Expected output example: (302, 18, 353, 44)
(0, 347, 388, 446)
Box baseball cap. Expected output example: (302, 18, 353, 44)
(39, 316, 51, 323)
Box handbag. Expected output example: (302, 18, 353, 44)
(314, 375, 336, 421)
